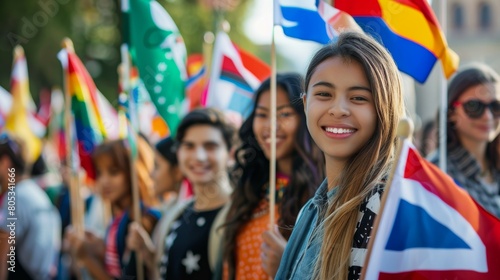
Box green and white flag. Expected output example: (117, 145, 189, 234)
(122, 0, 187, 136)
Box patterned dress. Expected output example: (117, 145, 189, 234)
(223, 173, 290, 280)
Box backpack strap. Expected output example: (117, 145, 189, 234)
(150, 198, 194, 279)
(208, 202, 230, 272)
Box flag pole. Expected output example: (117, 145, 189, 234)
(61, 38, 85, 236)
(360, 118, 414, 280)
(269, 17, 278, 229)
(438, 0, 448, 171)
(120, 43, 144, 280)
(203, 32, 215, 79)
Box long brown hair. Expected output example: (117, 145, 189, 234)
(304, 32, 404, 279)
(446, 63, 500, 170)
(91, 137, 157, 207)
(222, 73, 325, 279)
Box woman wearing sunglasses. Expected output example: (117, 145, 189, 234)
(430, 63, 500, 218)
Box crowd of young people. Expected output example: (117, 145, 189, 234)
(0, 31, 499, 280)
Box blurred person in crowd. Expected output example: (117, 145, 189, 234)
(430, 63, 500, 217)
(419, 119, 438, 157)
(137, 108, 235, 279)
(217, 73, 324, 279)
(0, 132, 61, 280)
(126, 136, 185, 276)
(66, 137, 161, 279)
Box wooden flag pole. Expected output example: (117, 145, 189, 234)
(61, 38, 85, 236)
(269, 22, 278, 229)
(203, 31, 215, 79)
(360, 118, 413, 280)
(438, 0, 448, 172)
(120, 43, 144, 280)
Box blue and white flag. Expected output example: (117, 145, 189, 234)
(363, 140, 500, 279)
(274, 0, 336, 44)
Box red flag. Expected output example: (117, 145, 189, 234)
(364, 140, 500, 279)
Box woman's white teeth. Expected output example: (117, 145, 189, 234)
(325, 127, 355, 134)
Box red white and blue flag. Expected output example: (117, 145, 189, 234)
(363, 139, 500, 279)
(203, 31, 270, 126)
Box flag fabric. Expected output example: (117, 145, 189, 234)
(58, 49, 108, 179)
(37, 88, 52, 127)
(119, 65, 170, 141)
(204, 31, 271, 125)
(363, 139, 500, 279)
(123, 0, 187, 136)
(314, 0, 361, 33)
(117, 93, 138, 158)
(139, 103, 170, 141)
(3, 46, 42, 164)
(186, 54, 207, 110)
(0, 87, 46, 138)
(47, 88, 66, 163)
(274, 0, 336, 44)
(0, 86, 12, 128)
(331, 0, 459, 83)
(69, 113, 81, 172)
(97, 90, 119, 140)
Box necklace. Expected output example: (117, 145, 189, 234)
(252, 175, 290, 219)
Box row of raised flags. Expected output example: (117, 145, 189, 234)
(1, 0, 460, 151)
(275, 0, 459, 83)
(0, 0, 460, 180)
(0, 0, 460, 188)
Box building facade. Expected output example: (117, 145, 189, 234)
(416, 0, 500, 127)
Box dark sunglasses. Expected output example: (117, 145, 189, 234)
(452, 99, 500, 119)
(0, 133, 20, 155)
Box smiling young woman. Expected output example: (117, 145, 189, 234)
(430, 63, 500, 218)
(217, 73, 325, 280)
(276, 31, 405, 280)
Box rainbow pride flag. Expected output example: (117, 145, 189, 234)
(58, 48, 107, 179)
(333, 0, 459, 83)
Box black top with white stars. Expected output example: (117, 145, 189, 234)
(159, 202, 222, 280)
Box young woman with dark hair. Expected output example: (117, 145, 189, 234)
(219, 73, 325, 279)
(430, 63, 500, 217)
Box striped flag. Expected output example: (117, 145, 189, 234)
(204, 31, 270, 125)
(364, 140, 500, 279)
(3, 46, 42, 164)
(315, 0, 361, 33)
(274, 0, 336, 44)
(58, 48, 108, 179)
(330, 0, 459, 82)
(186, 54, 207, 110)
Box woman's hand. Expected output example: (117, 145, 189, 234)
(65, 227, 87, 261)
(261, 225, 287, 278)
(127, 222, 155, 253)
(126, 222, 156, 269)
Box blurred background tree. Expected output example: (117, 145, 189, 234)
(0, 0, 256, 105)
